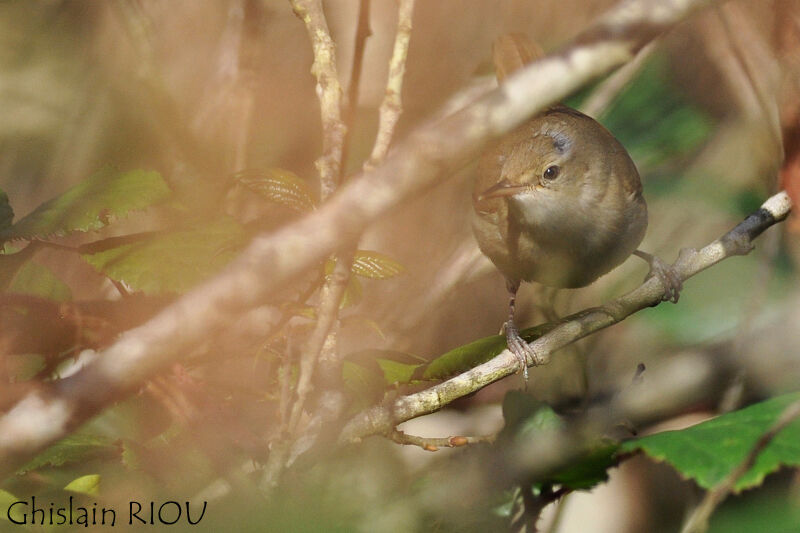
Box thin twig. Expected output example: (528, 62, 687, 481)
(290, 0, 347, 199)
(0, 0, 718, 481)
(680, 399, 800, 533)
(389, 429, 496, 451)
(365, 0, 416, 170)
(338, 191, 793, 443)
(287, 250, 354, 434)
(340, 0, 372, 175)
(280, 1, 353, 485)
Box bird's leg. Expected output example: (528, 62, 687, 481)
(503, 279, 541, 380)
(633, 250, 683, 303)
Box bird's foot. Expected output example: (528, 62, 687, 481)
(634, 250, 682, 303)
(504, 320, 542, 381)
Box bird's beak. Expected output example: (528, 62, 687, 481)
(477, 179, 529, 201)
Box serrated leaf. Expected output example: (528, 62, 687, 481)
(622, 392, 800, 491)
(80, 217, 246, 295)
(64, 474, 101, 496)
(17, 434, 119, 474)
(0, 190, 13, 232)
(237, 168, 316, 212)
(2, 168, 170, 241)
(9, 261, 72, 301)
(0, 489, 24, 523)
(351, 250, 404, 279)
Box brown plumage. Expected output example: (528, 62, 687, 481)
(471, 34, 677, 379)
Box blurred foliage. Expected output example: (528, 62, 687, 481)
(601, 54, 715, 173)
(706, 488, 800, 533)
(8, 260, 72, 302)
(80, 217, 247, 295)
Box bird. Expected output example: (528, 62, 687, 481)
(472, 35, 680, 379)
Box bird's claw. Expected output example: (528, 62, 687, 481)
(646, 255, 682, 303)
(504, 320, 541, 380)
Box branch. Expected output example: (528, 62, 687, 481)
(0, 0, 715, 481)
(290, 0, 347, 199)
(365, 0, 416, 170)
(287, 249, 354, 434)
(338, 191, 792, 443)
(680, 399, 800, 533)
(389, 429, 496, 451)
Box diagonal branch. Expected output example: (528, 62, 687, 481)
(0, 0, 716, 481)
(338, 191, 792, 443)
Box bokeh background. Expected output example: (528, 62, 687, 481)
(1, 0, 800, 531)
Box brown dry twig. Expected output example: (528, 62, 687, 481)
(389, 429, 496, 451)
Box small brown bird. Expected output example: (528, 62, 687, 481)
(472, 35, 679, 378)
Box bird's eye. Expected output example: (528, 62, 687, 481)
(543, 165, 560, 180)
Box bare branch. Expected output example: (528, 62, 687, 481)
(365, 0, 416, 169)
(287, 249, 354, 434)
(389, 429, 496, 451)
(338, 191, 793, 443)
(290, 0, 347, 199)
(0, 0, 716, 481)
(680, 399, 800, 533)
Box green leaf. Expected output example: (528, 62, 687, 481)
(706, 489, 800, 533)
(377, 358, 420, 385)
(421, 323, 553, 381)
(8, 261, 72, 301)
(622, 392, 800, 491)
(552, 443, 617, 490)
(342, 350, 427, 406)
(501, 392, 617, 490)
(80, 217, 246, 295)
(0, 190, 13, 231)
(342, 360, 386, 408)
(0, 245, 36, 290)
(2, 168, 171, 241)
(236, 168, 316, 212)
(0, 489, 24, 523)
(64, 474, 101, 497)
(351, 250, 404, 279)
(17, 434, 119, 474)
